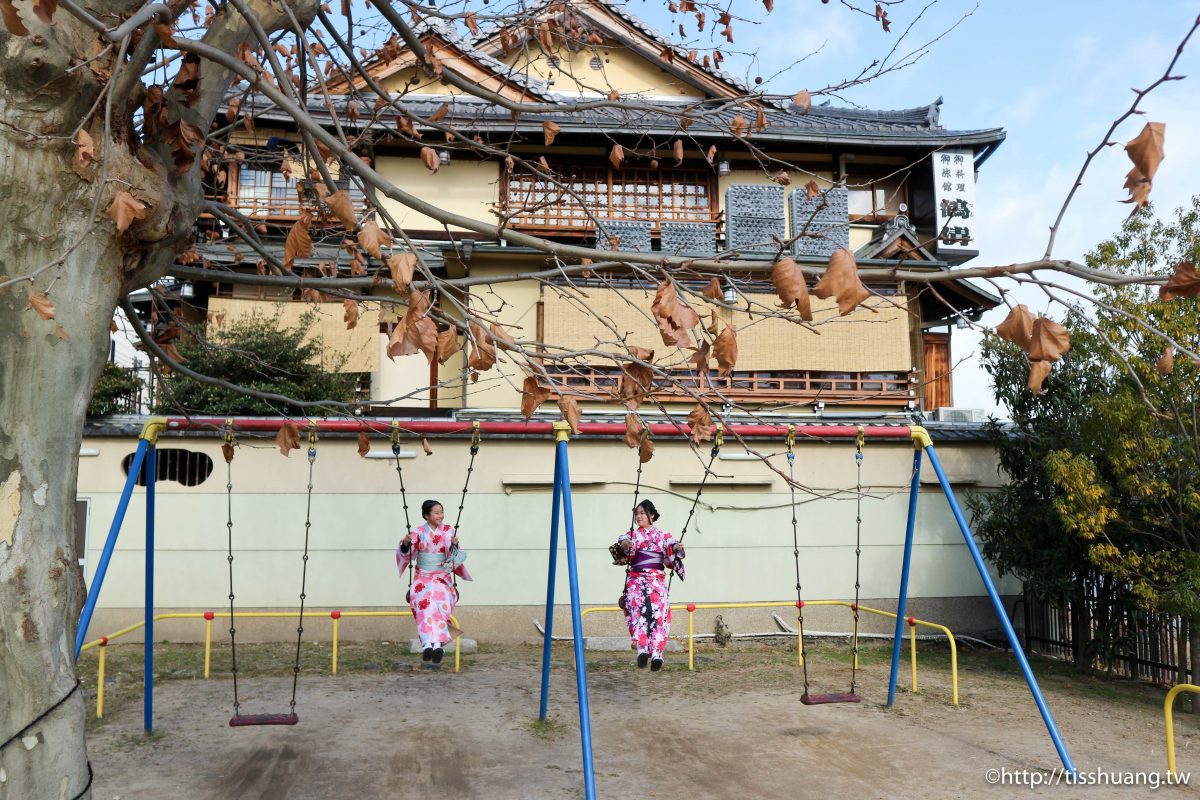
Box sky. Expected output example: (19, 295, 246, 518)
(641, 0, 1200, 416)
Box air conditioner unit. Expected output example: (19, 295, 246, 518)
(933, 407, 986, 423)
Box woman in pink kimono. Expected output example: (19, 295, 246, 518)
(611, 500, 685, 671)
(396, 500, 471, 663)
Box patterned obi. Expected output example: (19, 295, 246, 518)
(629, 549, 666, 572)
(416, 548, 467, 573)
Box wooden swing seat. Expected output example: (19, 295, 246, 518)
(229, 713, 299, 727)
(801, 692, 861, 706)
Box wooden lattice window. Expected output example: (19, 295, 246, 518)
(504, 166, 715, 230)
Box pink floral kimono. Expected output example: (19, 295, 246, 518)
(617, 525, 684, 660)
(396, 523, 472, 648)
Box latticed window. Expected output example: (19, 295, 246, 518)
(234, 164, 366, 219)
(504, 166, 715, 230)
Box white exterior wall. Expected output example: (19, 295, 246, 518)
(77, 429, 1013, 637)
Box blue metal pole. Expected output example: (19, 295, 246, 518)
(887, 448, 923, 706)
(144, 444, 156, 732)
(557, 432, 597, 800)
(924, 442, 1077, 774)
(75, 438, 149, 659)
(538, 439, 564, 721)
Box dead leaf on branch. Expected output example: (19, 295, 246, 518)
(673, 138, 684, 166)
(284, 215, 313, 270)
(221, 442, 235, 464)
(1157, 345, 1175, 376)
(73, 130, 96, 179)
(1027, 360, 1051, 395)
(467, 321, 496, 371)
(437, 327, 461, 364)
(772, 256, 812, 321)
(650, 280, 700, 348)
(713, 324, 737, 376)
(689, 341, 711, 378)
(521, 375, 553, 420)
(804, 180, 820, 200)
(812, 249, 870, 316)
(1125, 122, 1165, 183)
(609, 144, 625, 169)
(27, 292, 55, 320)
(276, 423, 301, 456)
(388, 252, 417, 293)
(1159, 261, 1200, 300)
(559, 396, 581, 434)
(357, 431, 370, 458)
(702, 277, 723, 302)
(619, 345, 655, 408)
(1027, 317, 1071, 362)
(358, 219, 392, 259)
(639, 434, 655, 463)
(108, 191, 148, 234)
(543, 120, 561, 146)
(730, 113, 747, 138)
(421, 435, 433, 456)
(0, 0, 29, 35)
(343, 300, 359, 330)
(994, 304, 1034, 349)
(490, 322, 518, 352)
(687, 404, 712, 445)
(793, 90, 811, 114)
(326, 189, 357, 231)
(420, 146, 440, 173)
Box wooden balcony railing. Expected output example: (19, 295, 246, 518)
(542, 366, 914, 406)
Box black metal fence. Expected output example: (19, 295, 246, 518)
(1023, 580, 1192, 685)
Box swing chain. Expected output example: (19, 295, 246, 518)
(291, 423, 318, 713)
(451, 422, 482, 593)
(391, 422, 414, 590)
(224, 419, 241, 713)
(668, 425, 722, 592)
(850, 425, 864, 695)
(787, 425, 811, 697)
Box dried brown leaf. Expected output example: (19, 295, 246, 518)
(559, 396, 581, 434)
(995, 304, 1034, 349)
(421, 435, 433, 456)
(730, 113, 747, 138)
(357, 431, 370, 457)
(465, 11, 480, 36)
(343, 299, 359, 330)
(1125, 121, 1165, 183)
(27, 292, 55, 320)
(1157, 345, 1175, 376)
(1, 0, 29, 35)
(812, 248, 870, 316)
(1159, 261, 1200, 300)
(805, 180, 820, 200)
(673, 138, 684, 166)
(73, 130, 96, 179)
(420, 146, 440, 173)
(793, 89, 811, 114)
(108, 191, 147, 234)
(687, 404, 712, 445)
(326, 189, 357, 231)
(1028, 317, 1071, 363)
(638, 434, 655, 463)
(521, 375, 553, 420)
(771, 257, 812, 321)
(650, 280, 701, 348)
(276, 423, 301, 456)
(702, 277, 723, 301)
(221, 442, 235, 464)
(468, 321, 496, 371)
(358, 219, 392, 259)
(437, 327, 461, 364)
(609, 144, 624, 169)
(1027, 360, 1052, 395)
(772, 170, 790, 186)
(543, 120, 561, 146)
(713, 324, 737, 377)
(490, 322, 517, 352)
(284, 215, 313, 270)
(387, 252, 417, 293)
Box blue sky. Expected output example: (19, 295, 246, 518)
(633, 0, 1200, 414)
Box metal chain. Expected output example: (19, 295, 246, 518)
(667, 426, 723, 592)
(786, 426, 811, 696)
(391, 423, 414, 590)
(449, 422, 482, 593)
(620, 442, 647, 602)
(290, 423, 318, 714)
(223, 421, 241, 714)
(850, 426, 864, 695)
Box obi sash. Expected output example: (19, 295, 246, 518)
(629, 549, 666, 571)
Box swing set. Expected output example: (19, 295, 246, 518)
(75, 417, 1077, 800)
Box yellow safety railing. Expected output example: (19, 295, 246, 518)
(1164, 683, 1200, 774)
(81, 610, 461, 718)
(580, 599, 958, 705)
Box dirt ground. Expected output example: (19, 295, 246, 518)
(83, 639, 1200, 799)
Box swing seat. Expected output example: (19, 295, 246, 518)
(801, 692, 861, 706)
(229, 713, 299, 727)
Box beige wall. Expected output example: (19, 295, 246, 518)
(498, 43, 704, 98)
(76, 429, 1013, 641)
(376, 156, 498, 232)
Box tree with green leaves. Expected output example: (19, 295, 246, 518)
(86, 362, 143, 417)
(154, 311, 360, 416)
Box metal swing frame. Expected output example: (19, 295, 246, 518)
(76, 418, 1077, 794)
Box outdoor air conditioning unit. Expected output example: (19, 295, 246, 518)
(933, 407, 986, 423)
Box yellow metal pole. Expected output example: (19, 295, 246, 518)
(96, 638, 108, 718)
(949, 629, 959, 706)
(451, 615, 461, 673)
(909, 618, 918, 694)
(797, 606, 805, 667)
(1164, 684, 1199, 774)
(331, 611, 341, 675)
(203, 612, 213, 679)
(687, 604, 695, 671)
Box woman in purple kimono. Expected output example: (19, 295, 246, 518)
(396, 500, 471, 663)
(612, 500, 685, 671)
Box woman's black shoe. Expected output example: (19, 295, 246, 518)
(422, 647, 433, 662)
(650, 658, 664, 672)
(432, 647, 445, 664)
(636, 653, 649, 669)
